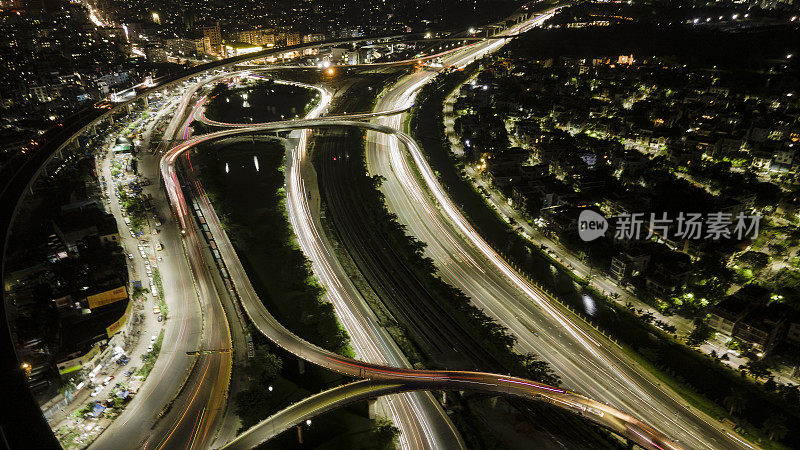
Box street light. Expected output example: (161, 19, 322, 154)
(21, 362, 31, 378)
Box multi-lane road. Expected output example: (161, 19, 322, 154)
(149, 13, 729, 447)
(169, 84, 466, 450)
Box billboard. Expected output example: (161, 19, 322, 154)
(106, 300, 133, 338)
(87, 286, 128, 309)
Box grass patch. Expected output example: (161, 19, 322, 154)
(136, 329, 165, 379)
(152, 269, 167, 317)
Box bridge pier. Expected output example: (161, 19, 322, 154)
(297, 357, 305, 374)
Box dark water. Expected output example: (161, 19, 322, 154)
(205, 82, 316, 124)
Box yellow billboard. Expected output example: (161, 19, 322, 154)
(106, 300, 133, 337)
(88, 286, 128, 309)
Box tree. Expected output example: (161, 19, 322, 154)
(743, 360, 770, 379)
(724, 390, 746, 416)
(762, 415, 788, 442)
(519, 353, 560, 386)
(777, 383, 799, 406)
(686, 318, 712, 347)
(235, 384, 273, 430)
(372, 417, 400, 450)
(245, 346, 283, 384)
(736, 251, 770, 270)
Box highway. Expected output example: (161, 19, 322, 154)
(223, 380, 407, 449)
(364, 9, 754, 450)
(315, 125, 501, 371)
(0, 6, 746, 450)
(309, 113, 626, 446)
(159, 109, 684, 450)
(110, 10, 730, 448)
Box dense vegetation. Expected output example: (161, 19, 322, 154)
(234, 343, 284, 431)
(190, 140, 352, 356)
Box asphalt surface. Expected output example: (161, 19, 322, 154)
(1, 7, 750, 450)
(313, 124, 628, 448)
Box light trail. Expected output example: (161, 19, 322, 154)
(363, 7, 753, 450)
(159, 115, 683, 450)
(151, 9, 720, 450)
